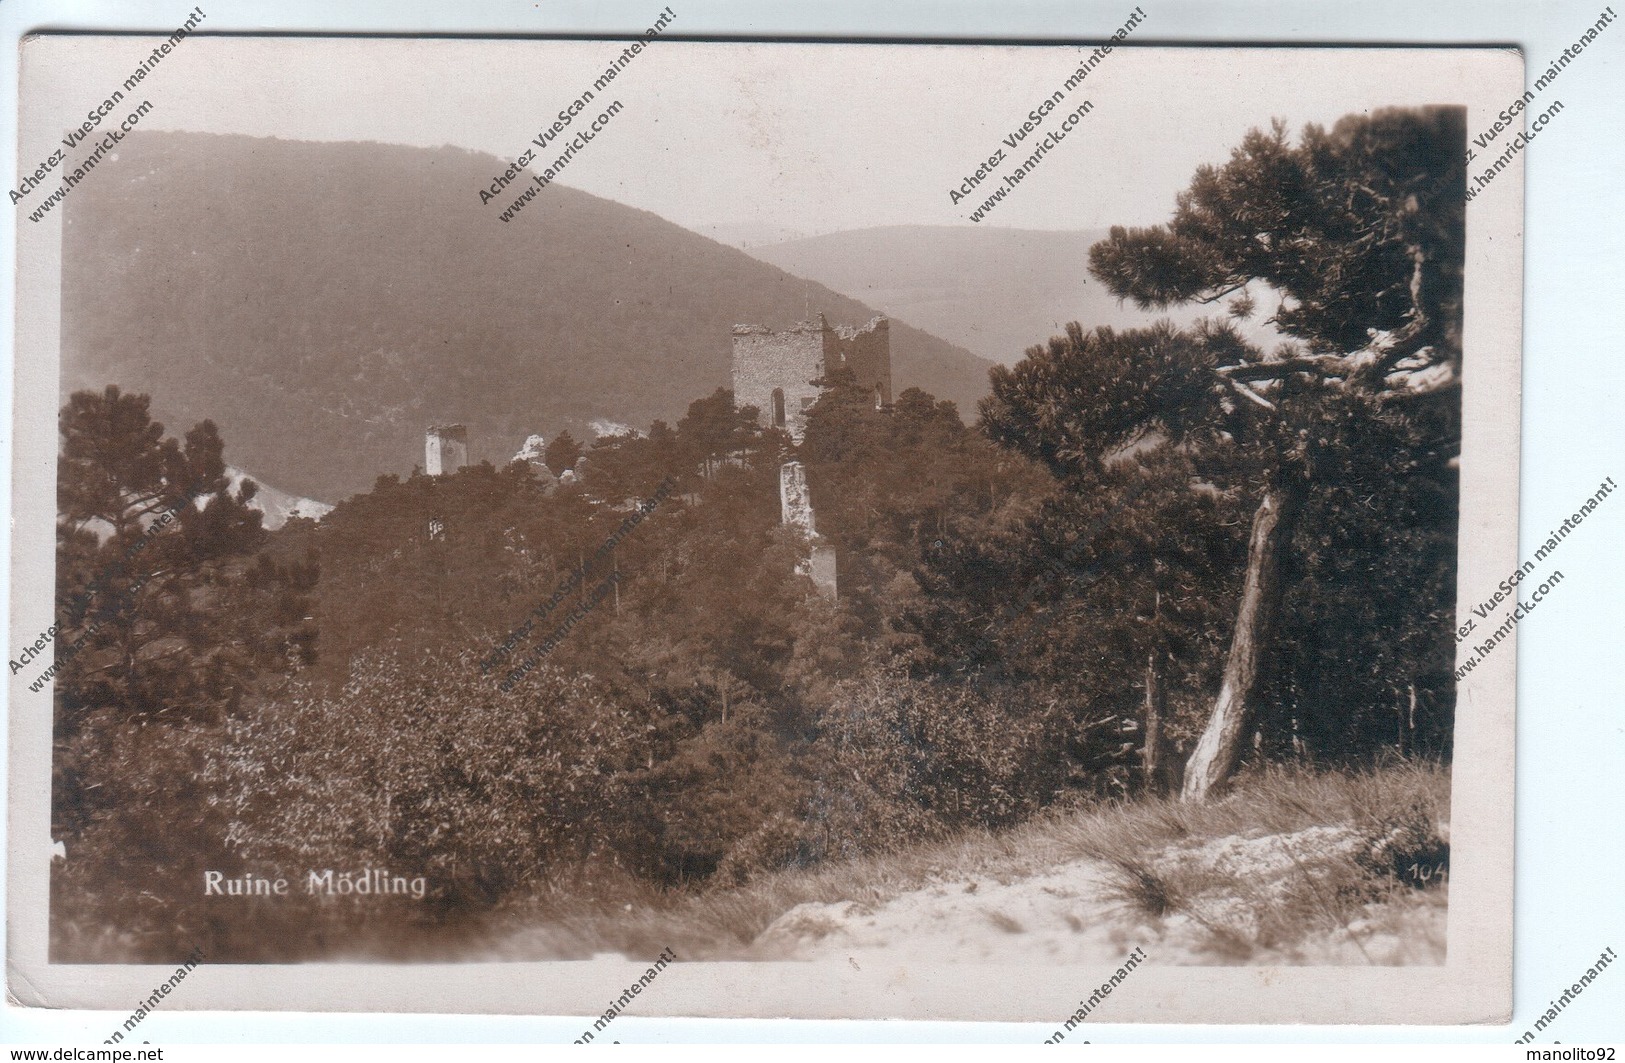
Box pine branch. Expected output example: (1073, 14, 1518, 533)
(1215, 355, 1356, 382)
(1228, 378, 1278, 411)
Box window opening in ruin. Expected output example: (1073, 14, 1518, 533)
(772, 388, 786, 428)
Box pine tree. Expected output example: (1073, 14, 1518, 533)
(544, 429, 584, 477)
(52, 387, 316, 959)
(985, 107, 1464, 799)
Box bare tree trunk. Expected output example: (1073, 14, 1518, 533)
(1181, 487, 1292, 802)
(1142, 587, 1169, 795)
(1143, 647, 1167, 796)
(1405, 682, 1417, 755)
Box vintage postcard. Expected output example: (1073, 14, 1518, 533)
(9, 30, 1523, 1026)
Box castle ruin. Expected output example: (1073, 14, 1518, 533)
(731, 314, 892, 443)
(425, 424, 469, 477)
(729, 314, 890, 600)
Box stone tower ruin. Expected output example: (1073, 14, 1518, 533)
(731, 314, 892, 442)
(425, 424, 469, 477)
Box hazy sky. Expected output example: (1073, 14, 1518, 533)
(22, 37, 1509, 236)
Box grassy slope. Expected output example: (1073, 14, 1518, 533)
(474, 761, 1451, 965)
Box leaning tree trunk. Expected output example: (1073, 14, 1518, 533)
(1181, 487, 1293, 802)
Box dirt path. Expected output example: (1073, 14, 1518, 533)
(750, 852, 1146, 965)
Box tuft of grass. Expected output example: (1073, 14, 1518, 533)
(984, 910, 1025, 934)
(1064, 759, 1451, 963)
(1097, 857, 1183, 919)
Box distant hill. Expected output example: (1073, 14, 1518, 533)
(61, 133, 996, 502)
(227, 467, 332, 530)
(691, 222, 814, 249)
(83, 466, 328, 540)
(745, 225, 1284, 366)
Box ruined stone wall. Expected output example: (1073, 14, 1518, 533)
(425, 424, 469, 477)
(779, 461, 837, 597)
(731, 323, 826, 441)
(732, 315, 893, 439)
(805, 541, 838, 598)
(826, 316, 892, 408)
(779, 459, 819, 536)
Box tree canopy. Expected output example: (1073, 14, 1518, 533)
(982, 106, 1464, 798)
(1089, 107, 1465, 398)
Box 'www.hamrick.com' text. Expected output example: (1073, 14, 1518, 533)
(15, 7, 205, 221)
(482, 6, 674, 224)
(1453, 476, 1613, 680)
(1465, 6, 1613, 200)
(949, 6, 1143, 223)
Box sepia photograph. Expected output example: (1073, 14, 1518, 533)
(8, 29, 1524, 1025)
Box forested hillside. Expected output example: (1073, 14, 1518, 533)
(60, 132, 995, 502)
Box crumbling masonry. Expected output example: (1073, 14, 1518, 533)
(730, 314, 891, 443)
(731, 314, 891, 599)
(779, 461, 837, 598)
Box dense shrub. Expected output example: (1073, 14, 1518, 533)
(636, 704, 813, 885)
(804, 668, 1077, 851)
(213, 648, 659, 915)
(51, 713, 227, 961)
